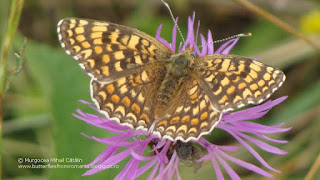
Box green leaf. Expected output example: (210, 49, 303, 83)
(232, 19, 289, 56)
(272, 80, 320, 125)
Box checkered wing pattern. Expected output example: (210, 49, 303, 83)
(90, 66, 166, 130)
(57, 18, 172, 83)
(154, 78, 222, 142)
(58, 18, 286, 143)
(194, 54, 286, 112)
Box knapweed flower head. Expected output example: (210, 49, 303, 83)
(74, 13, 290, 179)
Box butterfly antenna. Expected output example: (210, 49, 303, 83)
(199, 32, 252, 49)
(161, 0, 185, 44)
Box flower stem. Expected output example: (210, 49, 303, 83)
(233, 0, 320, 52)
(0, 0, 24, 174)
(305, 153, 320, 180)
(0, 0, 24, 122)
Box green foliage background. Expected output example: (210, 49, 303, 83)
(2, 0, 320, 179)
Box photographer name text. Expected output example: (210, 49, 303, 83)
(21, 158, 82, 164)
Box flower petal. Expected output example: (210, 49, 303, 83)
(207, 30, 214, 54)
(199, 33, 207, 57)
(210, 153, 224, 180)
(217, 149, 274, 177)
(146, 160, 161, 180)
(225, 130, 280, 172)
(215, 38, 238, 54)
(170, 18, 178, 52)
(215, 154, 241, 180)
(235, 132, 287, 155)
(83, 146, 118, 168)
(221, 38, 239, 54)
(156, 24, 171, 49)
(131, 150, 155, 161)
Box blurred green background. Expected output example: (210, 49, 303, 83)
(2, 0, 320, 179)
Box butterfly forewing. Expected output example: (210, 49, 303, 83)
(57, 18, 173, 83)
(194, 54, 286, 112)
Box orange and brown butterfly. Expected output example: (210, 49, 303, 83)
(57, 18, 285, 142)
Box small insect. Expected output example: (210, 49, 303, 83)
(57, 18, 285, 142)
(175, 141, 203, 172)
(148, 140, 203, 172)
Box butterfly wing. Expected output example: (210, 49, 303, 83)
(90, 66, 166, 130)
(57, 18, 173, 83)
(153, 77, 222, 142)
(194, 54, 286, 112)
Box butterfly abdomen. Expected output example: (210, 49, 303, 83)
(157, 75, 182, 106)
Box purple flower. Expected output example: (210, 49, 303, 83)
(73, 13, 290, 179)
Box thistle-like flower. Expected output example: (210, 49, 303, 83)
(74, 13, 290, 179)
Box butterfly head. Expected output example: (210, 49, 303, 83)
(168, 48, 194, 77)
(173, 47, 195, 66)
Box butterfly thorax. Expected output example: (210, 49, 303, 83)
(155, 50, 194, 117)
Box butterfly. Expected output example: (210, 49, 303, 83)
(57, 18, 285, 142)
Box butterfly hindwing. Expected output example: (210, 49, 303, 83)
(57, 18, 173, 83)
(90, 66, 166, 130)
(154, 77, 222, 142)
